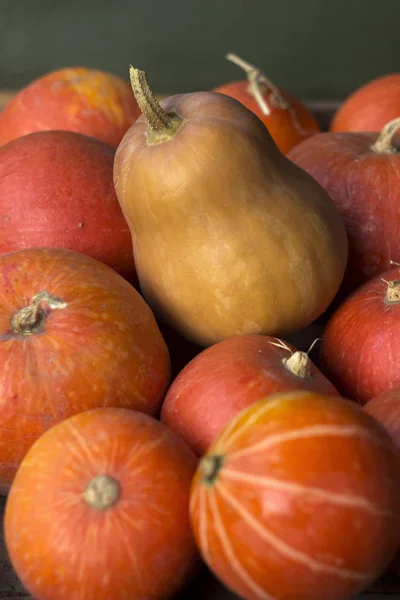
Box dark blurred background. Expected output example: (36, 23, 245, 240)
(0, 0, 399, 99)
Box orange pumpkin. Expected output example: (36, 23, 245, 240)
(0, 247, 170, 493)
(214, 54, 320, 154)
(190, 391, 400, 600)
(0, 67, 141, 148)
(4, 407, 199, 600)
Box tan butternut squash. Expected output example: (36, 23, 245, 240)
(113, 68, 347, 346)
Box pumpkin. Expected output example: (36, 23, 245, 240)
(190, 391, 400, 600)
(288, 118, 400, 294)
(161, 334, 337, 456)
(320, 267, 400, 405)
(214, 53, 320, 154)
(331, 74, 400, 133)
(0, 130, 136, 282)
(0, 67, 141, 148)
(0, 247, 170, 493)
(4, 407, 199, 600)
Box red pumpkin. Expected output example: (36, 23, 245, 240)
(288, 118, 400, 294)
(190, 391, 400, 600)
(161, 335, 337, 456)
(213, 53, 320, 154)
(4, 407, 199, 600)
(0, 247, 170, 493)
(365, 388, 400, 573)
(321, 267, 400, 405)
(331, 74, 400, 133)
(0, 130, 136, 282)
(0, 67, 140, 148)
(365, 389, 400, 451)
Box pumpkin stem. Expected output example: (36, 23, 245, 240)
(129, 66, 183, 144)
(385, 280, 400, 303)
(199, 455, 224, 486)
(371, 117, 400, 154)
(11, 290, 67, 336)
(225, 52, 289, 115)
(83, 474, 121, 510)
(283, 351, 312, 378)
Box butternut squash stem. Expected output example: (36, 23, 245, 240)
(200, 455, 224, 486)
(83, 474, 121, 510)
(372, 117, 400, 154)
(11, 290, 67, 336)
(129, 66, 183, 143)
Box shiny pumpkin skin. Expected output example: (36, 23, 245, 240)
(0, 130, 136, 282)
(0, 247, 170, 493)
(190, 391, 400, 600)
(214, 81, 320, 154)
(288, 131, 400, 293)
(321, 268, 400, 405)
(331, 74, 400, 133)
(365, 388, 400, 573)
(4, 407, 199, 600)
(161, 334, 337, 456)
(0, 67, 141, 148)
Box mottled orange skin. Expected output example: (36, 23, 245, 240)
(190, 391, 400, 600)
(161, 335, 337, 456)
(213, 81, 320, 154)
(0, 67, 141, 148)
(0, 247, 170, 493)
(4, 408, 199, 600)
(331, 74, 400, 133)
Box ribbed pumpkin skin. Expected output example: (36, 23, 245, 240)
(190, 391, 400, 600)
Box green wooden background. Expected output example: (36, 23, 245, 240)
(0, 0, 399, 99)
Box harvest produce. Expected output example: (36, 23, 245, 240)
(0, 247, 170, 493)
(4, 407, 199, 600)
(0, 130, 136, 282)
(331, 73, 400, 133)
(214, 53, 320, 153)
(288, 118, 400, 293)
(0, 67, 141, 148)
(365, 388, 400, 452)
(190, 391, 400, 600)
(321, 267, 400, 404)
(114, 67, 347, 347)
(161, 334, 337, 456)
(365, 388, 400, 573)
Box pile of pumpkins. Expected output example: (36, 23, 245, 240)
(1, 55, 400, 600)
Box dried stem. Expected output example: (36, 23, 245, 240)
(372, 117, 400, 154)
(129, 66, 183, 144)
(11, 290, 67, 336)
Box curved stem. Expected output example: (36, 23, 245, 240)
(129, 66, 183, 144)
(11, 290, 67, 336)
(372, 117, 400, 154)
(226, 52, 289, 115)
